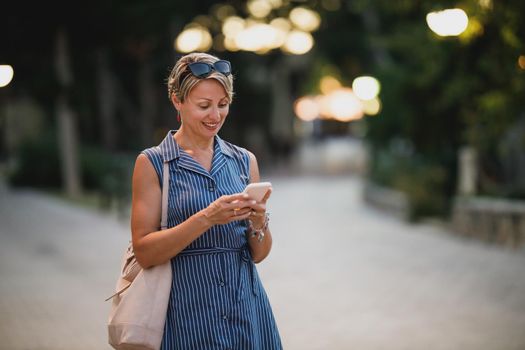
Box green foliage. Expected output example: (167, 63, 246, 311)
(4, 0, 525, 218)
(8, 130, 61, 188)
(369, 145, 449, 221)
(361, 0, 525, 217)
(80, 146, 134, 195)
(8, 129, 134, 204)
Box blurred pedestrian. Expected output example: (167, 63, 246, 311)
(130, 52, 282, 349)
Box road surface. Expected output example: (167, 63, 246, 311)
(1, 175, 524, 349)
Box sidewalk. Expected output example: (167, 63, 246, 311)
(1, 176, 525, 349)
(0, 185, 128, 350)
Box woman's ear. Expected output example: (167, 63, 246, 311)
(171, 94, 182, 110)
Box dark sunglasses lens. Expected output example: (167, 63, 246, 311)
(189, 63, 212, 78)
(214, 61, 231, 75)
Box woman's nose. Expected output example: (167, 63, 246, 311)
(211, 106, 221, 119)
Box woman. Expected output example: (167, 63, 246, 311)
(130, 52, 283, 349)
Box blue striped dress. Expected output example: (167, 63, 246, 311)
(142, 130, 282, 350)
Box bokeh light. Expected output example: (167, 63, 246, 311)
(0, 65, 14, 88)
(319, 88, 364, 122)
(222, 16, 245, 38)
(176, 26, 213, 52)
(247, 0, 272, 18)
(518, 55, 525, 70)
(294, 96, 320, 121)
(235, 23, 279, 52)
(459, 16, 484, 43)
(289, 7, 321, 32)
(224, 36, 240, 51)
(352, 76, 381, 100)
(478, 0, 493, 10)
(282, 30, 314, 55)
(181, 3, 320, 55)
(426, 9, 469, 37)
(270, 17, 292, 32)
(268, 0, 283, 9)
(269, 18, 291, 48)
(319, 76, 342, 95)
(362, 97, 382, 115)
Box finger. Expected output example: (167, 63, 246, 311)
(227, 199, 256, 210)
(236, 208, 252, 216)
(249, 202, 266, 213)
(229, 210, 252, 222)
(232, 206, 251, 216)
(260, 188, 272, 203)
(223, 193, 250, 203)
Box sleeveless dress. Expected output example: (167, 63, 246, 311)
(142, 130, 282, 350)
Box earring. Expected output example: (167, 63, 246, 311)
(176, 109, 181, 123)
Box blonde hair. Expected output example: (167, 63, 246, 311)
(167, 52, 234, 103)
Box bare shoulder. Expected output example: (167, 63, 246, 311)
(134, 153, 155, 174)
(245, 150, 260, 183)
(131, 153, 161, 240)
(246, 150, 258, 165)
(132, 153, 160, 196)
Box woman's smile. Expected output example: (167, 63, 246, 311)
(202, 121, 221, 131)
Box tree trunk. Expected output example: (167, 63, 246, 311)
(269, 56, 295, 159)
(138, 60, 156, 147)
(55, 29, 81, 197)
(96, 49, 117, 151)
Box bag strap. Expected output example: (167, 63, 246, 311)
(161, 161, 169, 230)
(105, 151, 171, 302)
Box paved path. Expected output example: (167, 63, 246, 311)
(1, 176, 525, 349)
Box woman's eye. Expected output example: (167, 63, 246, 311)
(199, 105, 209, 109)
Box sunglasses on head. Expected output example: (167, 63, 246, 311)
(187, 60, 231, 79)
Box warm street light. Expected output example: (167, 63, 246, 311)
(352, 76, 380, 100)
(289, 7, 321, 32)
(222, 16, 245, 38)
(282, 30, 313, 55)
(0, 65, 14, 88)
(362, 97, 381, 115)
(294, 96, 320, 121)
(319, 88, 363, 122)
(269, 18, 291, 48)
(235, 23, 279, 52)
(319, 76, 341, 94)
(175, 26, 213, 52)
(426, 9, 469, 37)
(247, 0, 273, 18)
(178, 3, 320, 55)
(518, 55, 525, 70)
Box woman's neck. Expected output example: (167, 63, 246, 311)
(174, 128, 214, 153)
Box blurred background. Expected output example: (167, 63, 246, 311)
(1, 1, 525, 349)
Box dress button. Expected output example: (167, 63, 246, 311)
(222, 314, 228, 320)
(219, 281, 225, 287)
(208, 183, 215, 192)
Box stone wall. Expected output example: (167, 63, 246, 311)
(452, 197, 525, 248)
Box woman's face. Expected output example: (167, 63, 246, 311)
(176, 79, 230, 139)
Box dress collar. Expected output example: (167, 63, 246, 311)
(157, 130, 233, 162)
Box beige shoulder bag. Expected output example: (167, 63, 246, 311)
(106, 160, 172, 350)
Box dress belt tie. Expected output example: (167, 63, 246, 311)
(178, 245, 258, 301)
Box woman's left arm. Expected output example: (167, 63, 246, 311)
(246, 151, 273, 263)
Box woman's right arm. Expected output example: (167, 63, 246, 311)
(130, 154, 254, 269)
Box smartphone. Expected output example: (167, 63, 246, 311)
(244, 182, 272, 202)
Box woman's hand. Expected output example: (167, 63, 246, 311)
(202, 193, 255, 226)
(248, 188, 272, 229)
